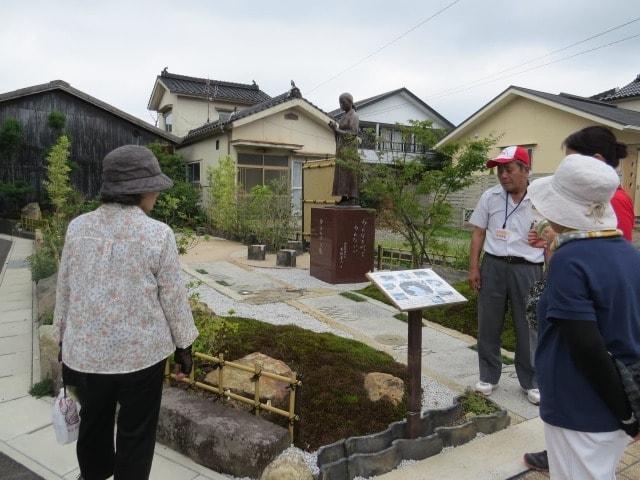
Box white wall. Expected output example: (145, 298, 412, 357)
(357, 91, 449, 129)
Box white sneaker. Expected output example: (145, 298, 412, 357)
(526, 388, 540, 405)
(474, 381, 497, 396)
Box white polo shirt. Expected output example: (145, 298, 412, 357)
(469, 184, 544, 263)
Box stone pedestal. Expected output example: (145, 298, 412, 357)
(277, 249, 297, 267)
(248, 244, 266, 261)
(310, 207, 375, 284)
(287, 240, 304, 254)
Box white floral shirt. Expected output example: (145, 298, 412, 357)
(54, 203, 198, 374)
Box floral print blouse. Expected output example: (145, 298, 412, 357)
(54, 203, 198, 374)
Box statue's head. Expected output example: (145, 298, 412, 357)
(339, 93, 354, 112)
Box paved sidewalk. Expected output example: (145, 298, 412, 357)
(0, 235, 229, 480)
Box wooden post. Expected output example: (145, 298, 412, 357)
(218, 353, 225, 400)
(377, 244, 382, 271)
(407, 309, 423, 438)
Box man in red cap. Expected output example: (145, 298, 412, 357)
(468, 146, 544, 405)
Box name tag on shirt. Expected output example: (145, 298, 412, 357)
(495, 229, 510, 241)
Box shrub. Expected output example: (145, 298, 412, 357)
(29, 378, 55, 398)
(47, 111, 66, 131)
(0, 181, 34, 217)
(27, 247, 58, 281)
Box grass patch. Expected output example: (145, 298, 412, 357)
(40, 311, 54, 325)
(195, 268, 208, 274)
(459, 390, 500, 416)
(393, 313, 408, 322)
(357, 281, 516, 352)
(190, 306, 408, 451)
(468, 343, 514, 365)
(29, 378, 55, 398)
(339, 291, 367, 302)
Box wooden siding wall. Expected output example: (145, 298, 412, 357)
(0, 90, 170, 201)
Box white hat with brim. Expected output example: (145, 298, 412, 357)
(528, 154, 619, 231)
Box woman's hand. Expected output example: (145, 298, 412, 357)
(528, 229, 547, 248)
(174, 345, 193, 379)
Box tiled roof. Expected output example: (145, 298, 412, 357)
(329, 87, 454, 129)
(180, 86, 329, 146)
(158, 70, 271, 105)
(592, 74, 640, 102)
(513, 86, 640, 127)
(0, 80, 179, 142)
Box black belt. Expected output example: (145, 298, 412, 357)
(484, 252, 543, 266)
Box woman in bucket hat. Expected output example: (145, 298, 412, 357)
(528, 154, 640, 479)
(54, 145, 198, 480)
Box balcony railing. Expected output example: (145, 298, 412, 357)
(360, 139, 428, 154)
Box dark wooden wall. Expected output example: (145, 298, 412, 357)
(0, 90, 172, 202)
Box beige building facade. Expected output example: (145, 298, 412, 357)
(437, 85, 640, 225)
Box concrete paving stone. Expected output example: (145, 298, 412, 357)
(0, 450, 46, 479)
(62, 468, 81, 480)
(0, 289, 33, 301)
(7, 425, 78, 477)
(149, 453, 200, 480)
(0, 310, 32, 324)
(2, 300, 32, 313)
(0, 333, 32, 355)
(0, 351, 32, 377)
(377, 417, 545, 480)
(0, 374, 32, 402)
(154, 443, 229, 479)
(0, 396, 52, 441)
(1, 319, 32, 337)
(421, 348, 480, 384)
(0, 443, 58, 480)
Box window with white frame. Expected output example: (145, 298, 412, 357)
(163, 110, 173, 133)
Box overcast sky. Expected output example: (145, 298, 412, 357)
(1, 1, 639, 126)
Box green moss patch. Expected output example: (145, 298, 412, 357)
(190, 308, 408, 451)
(339, 291, 367, 302)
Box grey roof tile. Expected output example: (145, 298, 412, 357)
(181, 86, 329, 145)
(159, 70, 271, 105)
(513, 86, 640, 127)
(596, 74, 640, 101)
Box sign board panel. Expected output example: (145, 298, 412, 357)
(366, 269, 467, 311)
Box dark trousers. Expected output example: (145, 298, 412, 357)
(66, 360, 165, 480)
(477, 255, 543, 389)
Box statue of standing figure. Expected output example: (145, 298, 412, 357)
(329, 93, 360, 205)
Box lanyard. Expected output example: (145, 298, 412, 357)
(503, 191, 526, 229)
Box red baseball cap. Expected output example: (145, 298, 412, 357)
(486, 146, 530, 168)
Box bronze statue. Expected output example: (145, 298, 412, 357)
(329, 93, 360, 205)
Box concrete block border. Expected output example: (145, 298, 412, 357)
(316, 396, 510, 479)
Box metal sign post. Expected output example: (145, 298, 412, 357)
(407, 309, 423, 438)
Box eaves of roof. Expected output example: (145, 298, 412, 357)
(0, 80, 179, 143)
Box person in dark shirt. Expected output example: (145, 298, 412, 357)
(526, 154, 640, 479)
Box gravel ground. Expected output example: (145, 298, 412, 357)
(191, 274, 352, 339)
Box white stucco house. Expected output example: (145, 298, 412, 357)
(329, 87, 454, 163)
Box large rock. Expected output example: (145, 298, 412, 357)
(157, 386, 289, 478)
(364, 372, 405, 406)
(36, 272, 57, 323)
(39, 325, 62, 391)
(204, 352, 293, 405)
(21, 202, 41, 220)
(261, 449, 313, 480)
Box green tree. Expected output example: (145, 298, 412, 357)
(361, 120, 494, 267)
(43, 135, 73, 215)
(245, 176, 294, 251)
(147, 142, 203, 227)
(206, 155, 238, 236)
(0, 118, 23, 182)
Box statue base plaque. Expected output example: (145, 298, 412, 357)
(310, 206, 375, 284)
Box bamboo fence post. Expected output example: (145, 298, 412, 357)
(218, 353, 225, 400)
(253, 361, 262, 416)
(288, 372, 298, 442)
(164, 359, 171, 385)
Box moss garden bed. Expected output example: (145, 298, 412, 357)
(187, 300, 408, 450)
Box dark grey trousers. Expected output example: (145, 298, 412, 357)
(477, 254, 543, 389)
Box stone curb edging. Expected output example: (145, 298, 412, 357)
(316, 396, 510, 480)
